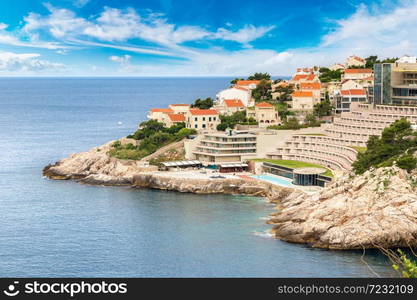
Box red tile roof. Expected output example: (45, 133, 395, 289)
(292, 74, 308, 81)
(236, 80, 261, 86)
(255, 102, 273, 108)
(233, 85, 250, 91)
(292, 91, 313, 97)
(344, 69, 373, 74)
(151, 108, 174, 113)
(350, 55, 365, 62)
(189, 109, 218, 115)
(224, 99, 244, 107)
(167, 114, 186, 122)
(341, 89, 366, 96)
(300, 82, 321, 90)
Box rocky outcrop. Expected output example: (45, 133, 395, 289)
(43, 141, 158, 185)
(133, 173, 293, 200)
(269, 166, 417, 249)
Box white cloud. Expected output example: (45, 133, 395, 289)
(321, 1, 417, 57)
(214, 25, 275, 45)
(74, 0, 90, 8)
(109, 54, 139, 72)
(22, 5, 270, 50)
(0, 51, 65, 72)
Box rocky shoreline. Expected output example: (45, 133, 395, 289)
(43, 142, 417, 250)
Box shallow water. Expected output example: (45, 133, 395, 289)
(0, 77, 394, 277)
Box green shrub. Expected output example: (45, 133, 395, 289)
(392, 250, 417, 278)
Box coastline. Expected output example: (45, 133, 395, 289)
(43, 140, 417, 251)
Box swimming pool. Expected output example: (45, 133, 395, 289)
(251, 174, 294, 187)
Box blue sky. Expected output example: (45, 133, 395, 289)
(0, 0, 416, 76)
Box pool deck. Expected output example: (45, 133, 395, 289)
(251, 173, 323, 194)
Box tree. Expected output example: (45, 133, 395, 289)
(217, 110, 257, 131)
(252, 79, 272, 102)
(313, 99, 333, 117)
(230, 78, 244, 84)
(248, 72, 271, 81)
(319, 68, 342, 82)
(191, 97, 214, 109)
(352, 118, 417, 174)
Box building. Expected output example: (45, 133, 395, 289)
(215, 99, 245, 115)
(396, 55, 417, 64)
(346, 55, 366, 67)
(192, 130, 257, 164)
(186, 109, 220, 131)
(343, 69, 373, 80)
(147, 108, 174, 123)
(246, 102, 280, 127)
(291, 91, 318, 110)
(235, 80, 261, 89)
(300, 82, 322, 102)
(289, 73, 320, 85)
(373, 61, 417, 105)
(334, 89, 367, 113)
(165, 113, 186, 127)
(329, 63, 345, 71)
(216, 86, 253, 107)
(168, 104, 190, 114)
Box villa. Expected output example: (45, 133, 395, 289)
(291, 91, 318, 111)
(235, 80, 261, 89)
(186, 109, 220, 131)
(168, 104, 190, 114)
(346, 55, 366, 67)
(246, 102, 280, 127)
(147, 108, 174, 123)
(329, 63, 345, 71)
(343, 68, 373, 81)
(215, 99, 245, 115)
(216, 86, 253, 107)
(165, 113, 186, 127)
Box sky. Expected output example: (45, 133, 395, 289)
(0, 0, 416, 76)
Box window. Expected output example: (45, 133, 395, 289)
(195, 124, 198, 129)
(213, 117, 216, 121)
(202, 124, 206, 128)
(203, 117, 205, 121)
(195, 117, 198, 121)
(209, 117, 212, 121)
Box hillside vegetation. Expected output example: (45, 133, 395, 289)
(353, 118, 417, 174)
(109, 120, 196, 160)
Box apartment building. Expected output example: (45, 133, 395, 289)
(216, 86, 253, 107)
(192, 130, 257, 163)
(147, 108, 174, 123)
(165, 113, 186, 127)
(346, 55, 366, 67)
(334, 89, 367, 113)
(373, 60, 417, 105)
(343, 69, 373, 80)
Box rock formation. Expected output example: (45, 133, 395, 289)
(43, 141, 157, 185)
(269, 166, 417, 249)
(133, 172, 293, 200)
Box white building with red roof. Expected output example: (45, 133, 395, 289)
(147, 108, 174, 123)
(215, 99, 245, 115)
(164, 113, 186, 127)
(343, 68, 373, 80)
(346, 55, 366, 67)
(186, 109, 220, 131)
(235, 80, 261, 90)
(216, 86, 253, 107)
(168, 104, 190, 114)
(291, 91, 318, 111)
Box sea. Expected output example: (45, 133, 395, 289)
(0, 77, 394, 277)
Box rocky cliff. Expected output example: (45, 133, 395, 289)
(133, 173, 293, 201)
(43, 141, 158, 185)
(269, 166, 417, 249)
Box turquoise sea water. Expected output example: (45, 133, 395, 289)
(0, 77, 394, 277)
